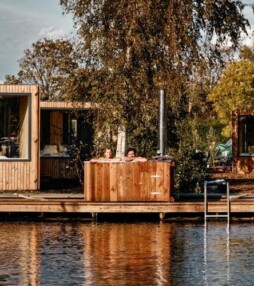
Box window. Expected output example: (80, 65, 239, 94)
(239, 115, 254, 155)
(41, 110, 80, 149)
(0, 94, 30, 160)
(40, 109, 93, 159)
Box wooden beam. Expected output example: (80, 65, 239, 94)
(0, 200, 253, 214)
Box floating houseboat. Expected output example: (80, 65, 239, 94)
(2, 85, 254, 217)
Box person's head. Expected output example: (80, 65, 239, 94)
(104, 148, 112, 159)
(126, 148, 137, 158)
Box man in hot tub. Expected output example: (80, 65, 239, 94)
(123, 148, 147, 162)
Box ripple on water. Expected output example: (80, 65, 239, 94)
(0, 221, 253, 285)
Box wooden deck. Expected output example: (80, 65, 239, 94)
(0, 195, 254, 217)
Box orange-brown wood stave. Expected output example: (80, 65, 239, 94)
(109, 163, 118, 201)
(103, 163, 110, 201)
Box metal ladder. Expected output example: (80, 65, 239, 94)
(204, 179, 230, 223)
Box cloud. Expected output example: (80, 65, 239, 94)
(0, 2, 73, 80)
(39, 26, 68, 39)
(0, 1, 253, 81)
(241, 26, 254, 47)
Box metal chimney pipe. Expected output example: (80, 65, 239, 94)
(159, 89, 165, 156)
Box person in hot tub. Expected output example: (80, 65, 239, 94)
(123, 148, 147, 162)
(90, 148, 120, 162)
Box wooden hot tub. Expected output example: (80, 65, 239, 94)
(84, 161, 174, 202)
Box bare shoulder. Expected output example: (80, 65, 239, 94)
(134, 157, 147, 162)
(90, 157, 104, 162)
(90, 157, 121, 163)
(109, 158, 121, 162)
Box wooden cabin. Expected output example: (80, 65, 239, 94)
(232, 110, 254, 175)
(0, 85, 93, 191)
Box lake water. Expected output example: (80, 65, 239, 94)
(0, 218, 253, 286)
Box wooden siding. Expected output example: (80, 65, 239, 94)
(84, 161, 174, 202)
(0, 85, 40, 191)
(232, 110, 254, 175)
(50, 111, 63, 144)
(40, 157, 77, 179)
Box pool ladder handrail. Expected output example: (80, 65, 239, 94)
(204, 180, 230, 223)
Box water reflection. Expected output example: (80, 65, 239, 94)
(0, 221, 254, 285)
(204, 222, 230, 286)
(81, 222, 173, 286)
(0, 223, 40, 286)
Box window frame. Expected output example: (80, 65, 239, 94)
(0, 93, 32, 162)
(238, 114, 254, 157)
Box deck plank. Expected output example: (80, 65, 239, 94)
(0, 199, 252, 214)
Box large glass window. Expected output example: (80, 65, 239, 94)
(40, 110, 93, 159)
(239, 115, 254, 155)
(0, 94, 30, 160)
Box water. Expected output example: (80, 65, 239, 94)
(0, 220, 253, 285)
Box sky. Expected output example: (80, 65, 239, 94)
(0, 0, 254, 82)
(0, 0, 73, 82)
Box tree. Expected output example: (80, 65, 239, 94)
(60, 0, 250, 156)
(4, 1, 252, 191)
(240, 45, 254, 62)
(5, 38, 78, 101)
(208, 58, 254, 137)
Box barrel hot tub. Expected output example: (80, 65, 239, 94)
(84, 161, 174, 202)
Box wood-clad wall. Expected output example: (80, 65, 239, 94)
(84, 161, 174, 202)
(50, 111, 63, 145)
(0, 85, 40, 191)
(40, 158, 77, 179)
